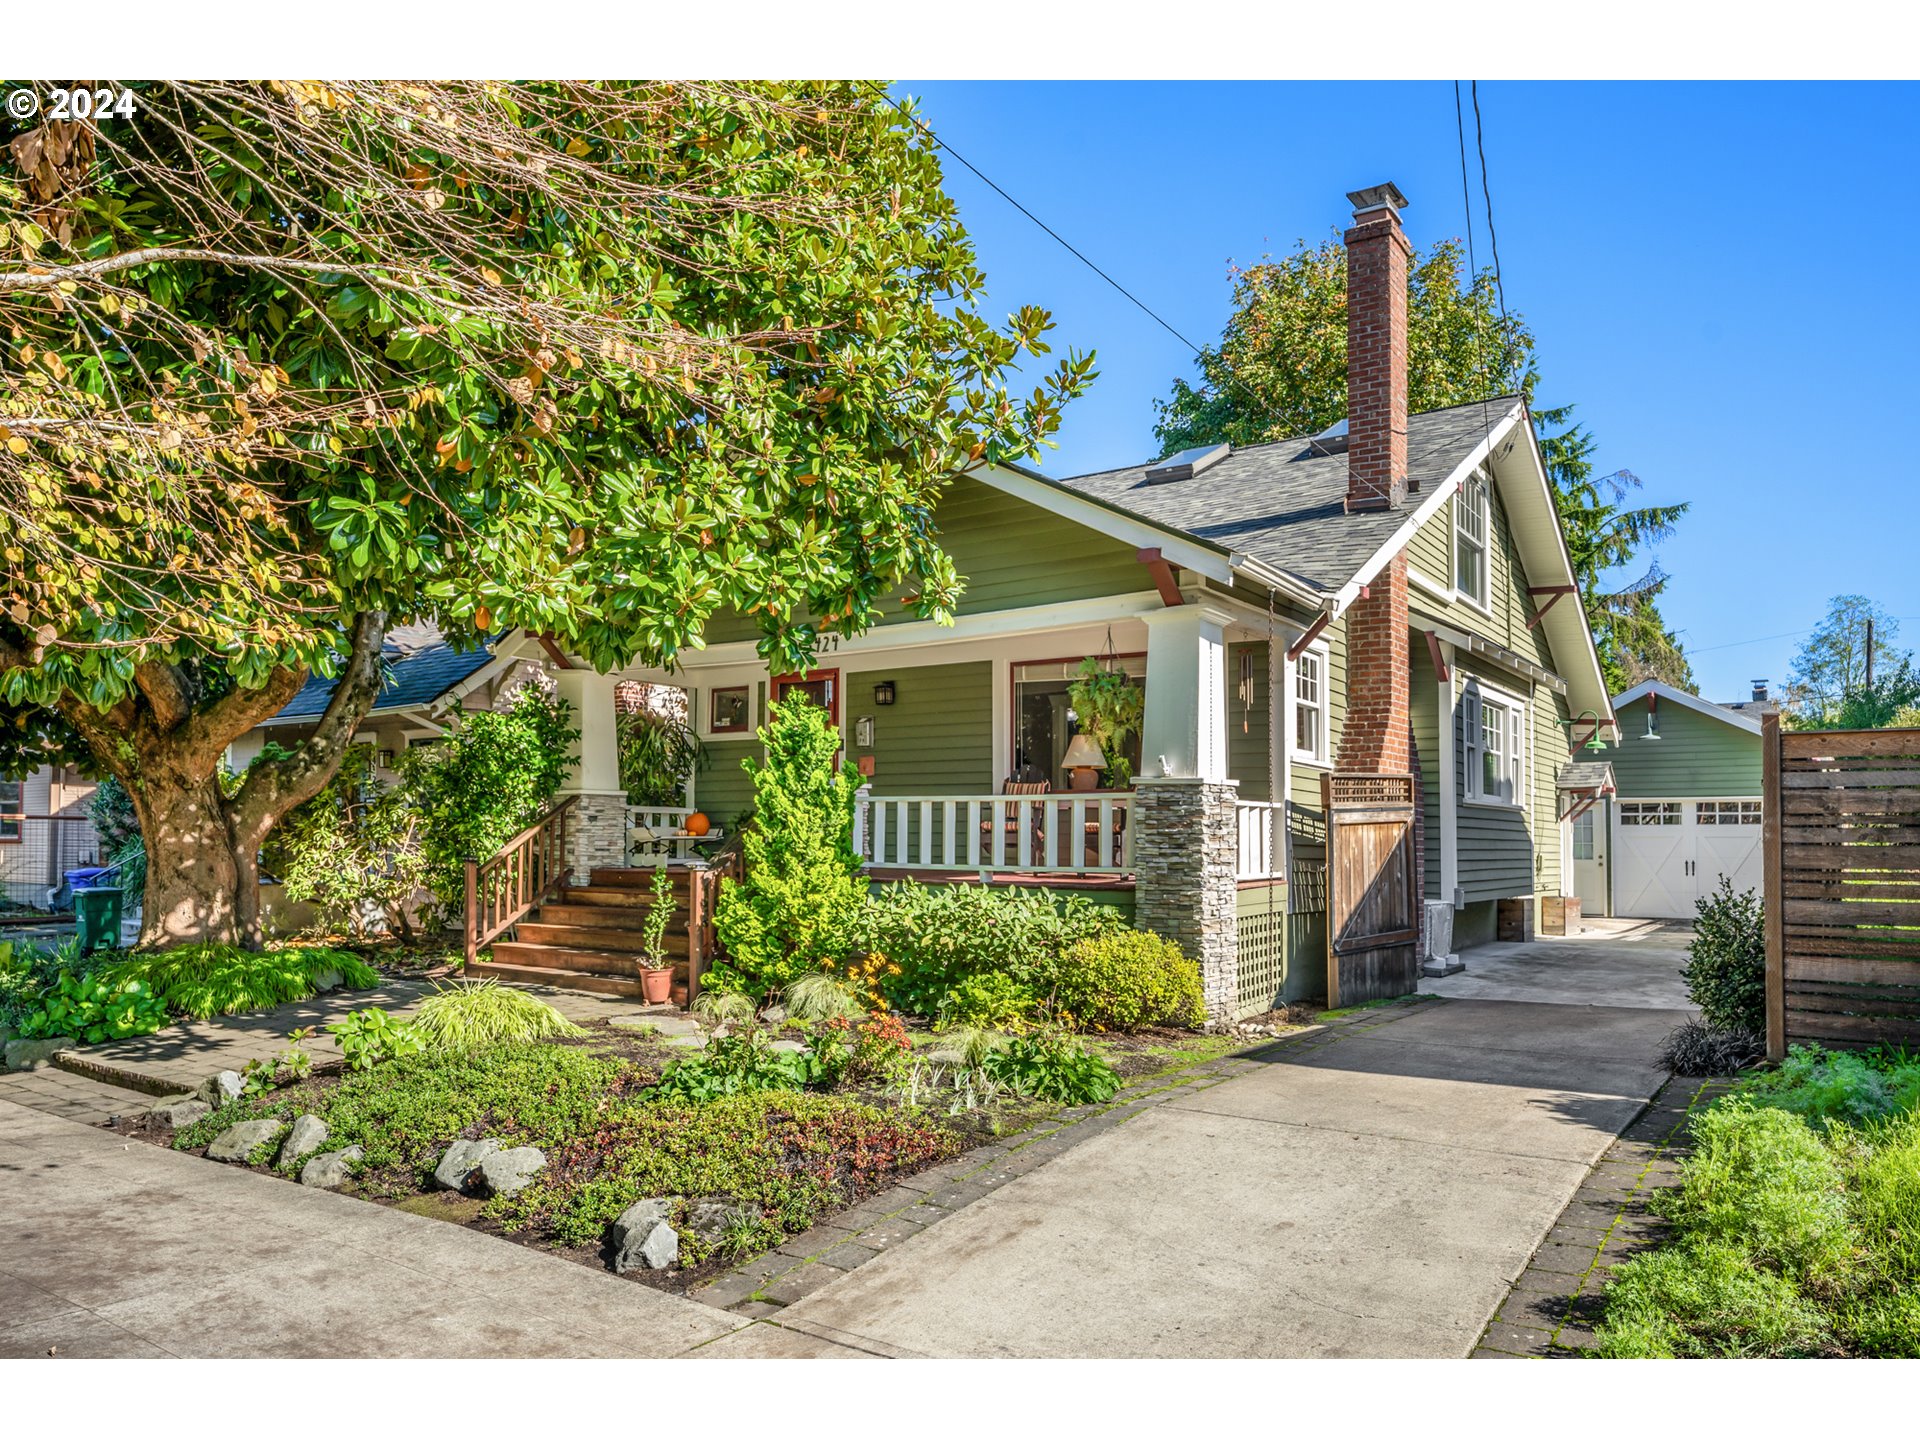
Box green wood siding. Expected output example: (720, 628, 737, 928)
(1594, 696, 1761, 797)
(1411, 638, 1442, 897)
(1452, 659, 1538, 905)
(698, 475, 1150, 644)
(847, 660, 994, 793)
(1227, 641, 1274, 801)
(1407, 478, 1558, 667)
(692, 681, 765, 825)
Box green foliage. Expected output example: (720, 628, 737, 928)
(1066, 657, 1144, 788)
(326, 1007, 426, 1072)
(1596, 1239, 1829, 1358)
(266, 743, 427, 939)
(1735, 1044, 1920, 1130)
(1784, 596, 1915, 726)
(637, 867, 676, 970)
(1050, 930, 1207, 1033)
(618, 705, 705, 808)
(1152, 236, 1533, 455)
(16, 969, 169, 1044)
(101, 944, 376, 1021)
(1659, 1019, 1763, 1076)
(938, 971, 1037, 1032)
(649, 1031, 823, 1103)
(1682, 878, 1766, 1035)
(784, 970, 867, 1024)
(86, 777, 140, 862)
(817, 1012, 914, 1085)
(496, 1090, 959, 1255)
(711, 695, 863, 996)
(399, 686, 577, 920)
(846, 881, 1126, 1021)
(982, 1029, 1122, 1105)
(1670, 1102, 1853, 1279)
(0, 935, 106, 1030)
(407, 980, 583, 1052)
(688, 989, 758, 1027)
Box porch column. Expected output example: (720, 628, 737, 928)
(553, 668, 626, 884)
(1140, 603, 1230, 781)
(1133, 777, 1240, 1023)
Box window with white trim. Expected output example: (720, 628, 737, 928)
(1571, 808, 1595, 860)
(1454, 472, 1489, 606)
(1462, 682, 1526, 805)
(0, 777, 20, 842)
(1697, 800, 1762, 826)
(1620, 802, 1682, 826)
(1292, 645, 1329, 765)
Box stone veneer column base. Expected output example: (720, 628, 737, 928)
(1131, 777, 1240, 1023)
(562, 791, 629, 885)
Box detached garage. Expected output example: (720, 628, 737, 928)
(1570, 680, 1766, 920)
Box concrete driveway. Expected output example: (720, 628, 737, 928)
(1420, 917, 1695, 1009)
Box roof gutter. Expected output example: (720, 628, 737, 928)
(1228, 552, 1332, 613)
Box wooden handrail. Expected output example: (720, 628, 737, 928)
(684, 845, 743, 1007)
(463, 795, 579, 966)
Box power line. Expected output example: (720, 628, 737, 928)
(1685, 618, 1920, 656)
(1470, 81, 1516, 389)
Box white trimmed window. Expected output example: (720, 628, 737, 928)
(1292, 645, 1329, 765)
(1620, 802, 1682, 826)
(0, 777, 19, 841)
(1571, 808, 1596, 860)
(1454, 472, 1490, 607)
(1697, 800, 1762, 826)
(1462, 682, 1526, 806)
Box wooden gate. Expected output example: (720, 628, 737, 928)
(1763, 714, 1920, 1056)
(1323, 773, 1420, 1007)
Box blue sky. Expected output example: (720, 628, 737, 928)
(895, 80, 1920, 704)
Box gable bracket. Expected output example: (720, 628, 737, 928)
(1424, 629, 1450, 684)
(1136, 547, 1184, 607)
(1525, 585, 1578, 630)
(1287, 611, 1332, 663)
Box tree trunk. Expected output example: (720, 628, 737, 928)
(43, 610, 390, 951)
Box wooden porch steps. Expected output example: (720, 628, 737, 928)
(466, 958, 689, 1008)
(469, 869, 696, 1006)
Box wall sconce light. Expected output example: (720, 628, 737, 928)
(873, 680, 896, 706)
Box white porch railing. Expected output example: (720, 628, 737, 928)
(1236, 799, 1286, 881)
(626, 804, 696, 863)
(856, 789, 1134, 874)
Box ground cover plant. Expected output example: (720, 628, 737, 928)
(408, 980, 582, 1052)
(101, 943, 376, 1022)
(1597, 1044, 1920, 1356)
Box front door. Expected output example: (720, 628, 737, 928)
(772, 669, 839, 727)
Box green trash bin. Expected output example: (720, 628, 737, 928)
(73, 886, 125, 953)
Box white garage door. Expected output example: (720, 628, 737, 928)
(1613, 799, 1764, 920)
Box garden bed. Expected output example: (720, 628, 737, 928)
(111, 1013, 1256, 1295)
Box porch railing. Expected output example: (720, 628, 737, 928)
(857, 790, 1134, 874)
(626, 804, 694, 863)
(463, 795, 577, 964)
(1235, 799, 1287, 881)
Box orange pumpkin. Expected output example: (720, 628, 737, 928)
(684, 811, 711, 837)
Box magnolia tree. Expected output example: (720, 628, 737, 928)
(0, 80, 1093, 946)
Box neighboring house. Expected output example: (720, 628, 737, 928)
(0, 765, 102, 912)
(229, 623, 537, 780)
(1573, 680, 1766, 920)
(452, 181, 1619, 1019)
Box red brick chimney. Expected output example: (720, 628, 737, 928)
(1344, 182, 1412, 512)
(1337, 182, 1413, 776)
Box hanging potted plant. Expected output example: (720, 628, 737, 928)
(637, 866, 677, 1004)
(1068, 655, 1144, 789)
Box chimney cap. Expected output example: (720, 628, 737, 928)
(1347, 182, 1409, 219)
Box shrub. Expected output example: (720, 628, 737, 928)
(399, 684, 578, 925)
(650, 1030, 818, 1103)
(1669, 1101, 1853, 1281)
(1683, 877, 1765, 1033)
(1047, 929, 1206, 1032)
(983, 1029, 1121, 1104)
(327, 1007, 426, 1071)
(15, 970, 169, 1044)
(1660, 1020, 1764, 1076)
(101, 944, 376, 1021)
(266, 744, 427, 939)
(1848, 1112, 1920, 1290)
(0, 935, 111, 1031)
(938, 971, 1037, 1031)
(408, 980, 583, 1051)
(1737, 1044, 1920, 1129)
(846, 881, 1126, 1019)
(784, 971, 865, 1023)
(711, 695, 863, 997)
(824, 1011, 913, 1084)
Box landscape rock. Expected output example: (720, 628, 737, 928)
(760, 1005, 788, 1024)
(610, 1197, 681, 1273)
(300, 1145, 364, 1189)
(146, 1095, 211, 1129)
(310, 969, 344, 994)
(196, 1070, 245, 1107)
(4, 1036, 76, 1072)
(769, 1039, 809, 1055)
(432, 1137, 501, 1191)
(684, 1197, 759, 1240)
(666, 1035, 707, 1050)
(205, 1118, 285, 1163)
(280, 1114, 330, 1168)
(473, 1145, 546, 1198)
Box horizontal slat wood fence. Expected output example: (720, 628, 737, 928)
(1764, 713, 1920, 1056)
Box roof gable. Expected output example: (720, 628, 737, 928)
(1612, 680, 1763, 737)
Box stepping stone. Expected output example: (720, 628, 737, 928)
(610, 1014, 702, 1040)
(666, 1036, 707, 1050)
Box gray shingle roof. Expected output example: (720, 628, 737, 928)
(1051, 398, 1521, 593)
(274, 628, 495, 721)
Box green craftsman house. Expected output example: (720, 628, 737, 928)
(430, 182, 1622, 1019)
(1570, 680, 1767, 921)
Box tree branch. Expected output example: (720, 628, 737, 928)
(0, 246, 413, 291)
(131, 662, 193, 733)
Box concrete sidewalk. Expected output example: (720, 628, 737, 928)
(766, 995, 1685, 1357)
(0, 1100, 739, 1358)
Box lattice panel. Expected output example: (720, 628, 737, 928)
(1236, 905, 1286, 1018)
(1326, 772, 1416, 807)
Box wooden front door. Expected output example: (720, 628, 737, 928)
(1323, 773, 1420, 1007)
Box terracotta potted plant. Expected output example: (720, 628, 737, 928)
(637, 866, 676, 1005)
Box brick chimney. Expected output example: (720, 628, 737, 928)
(1336, 182, 1414, 777)
(1344, 182, 1412, 512)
